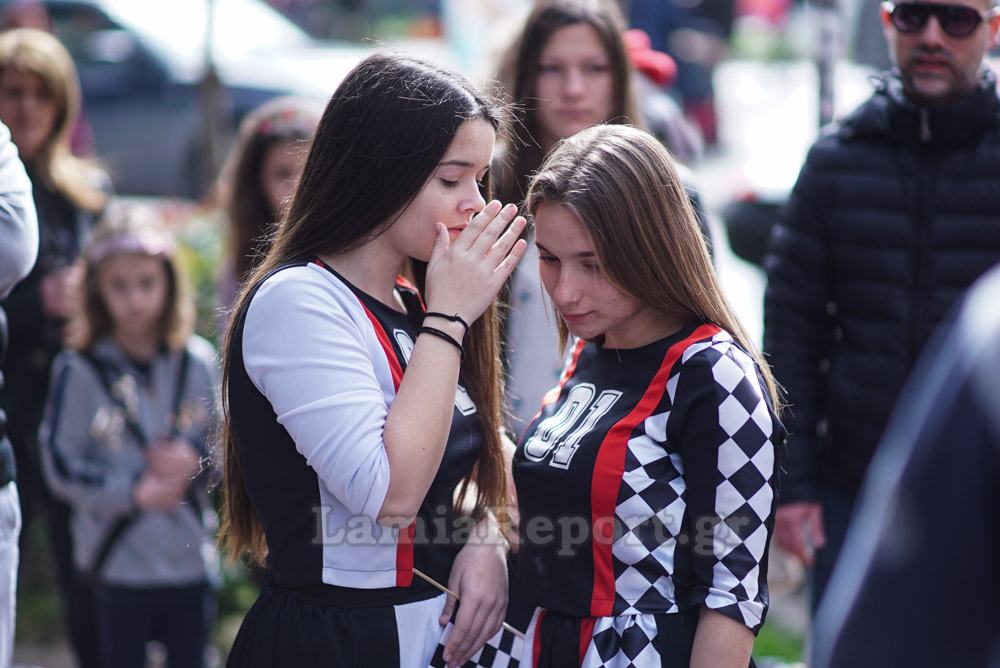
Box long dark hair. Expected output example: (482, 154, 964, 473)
(498, 0, 639, 206)
(220, 52, 511, 563)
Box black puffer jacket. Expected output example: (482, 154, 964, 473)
(764, 70, 1000, 503)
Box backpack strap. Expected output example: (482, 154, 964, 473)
(77, 351, 149, 446)
(165, 346, 191, 439)
(80, 346, 198, 581)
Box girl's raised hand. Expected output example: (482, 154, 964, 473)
(425, 200, 527, 325)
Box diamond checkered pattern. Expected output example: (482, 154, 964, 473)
(428, 615, 524, 668)
(612, 331, 776, 630)
(612, 418, 685, 616)
(581, 614, 661, 667)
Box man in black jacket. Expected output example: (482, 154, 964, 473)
(764, 0, 1000, 612)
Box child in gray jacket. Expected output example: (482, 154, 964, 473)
(39, 202, 220, 668)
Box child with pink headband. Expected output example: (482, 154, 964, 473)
(37, 202, 221, 668)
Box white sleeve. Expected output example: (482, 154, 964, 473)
(242, 269, 391, 521)
(0, 120, 38, 299)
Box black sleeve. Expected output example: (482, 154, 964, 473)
(763, 142, 836, 504)
(670, 342, 781, 633)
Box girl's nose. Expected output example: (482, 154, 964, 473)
(460, 184, 486, 215)
(564, 68, 585, 97)
(552, 272, 581, 307)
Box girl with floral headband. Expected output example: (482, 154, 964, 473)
(216, 96, 322, 314)
(38, 202, 221, 668)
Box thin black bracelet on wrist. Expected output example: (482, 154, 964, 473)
(423, 311, 470, 338)
(419, 326, 466, 362)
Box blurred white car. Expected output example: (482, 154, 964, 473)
(7, 0, 369, 197)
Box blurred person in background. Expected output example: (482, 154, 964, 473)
(0, 116, 38, 668)
(216, 96, 320, 318)
(0, 26, 109, 668)
(628, 0, 735, 147)
(812, 261, 1000, 667)
(0, 0, 97, 158)
(496, 0, 706, 434)
(39, 203, 220, 668)
(764, 0, 1000, 626)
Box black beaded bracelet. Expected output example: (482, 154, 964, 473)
(423, 311, 470, 338)
(419, 326, 466, 362)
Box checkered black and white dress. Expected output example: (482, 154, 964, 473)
(512, 323, 784, 667)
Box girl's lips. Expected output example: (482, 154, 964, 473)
(560, 311, 590, 323)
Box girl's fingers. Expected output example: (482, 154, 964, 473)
(439, 594, 457, 627)
(429, 222, 451, 265)
(447, 602, 489, 666)
(493, 239, 528, 279)
(484, 216, 527, 264)
(469, 203, 518, 255)
(457, 200, 503, 251)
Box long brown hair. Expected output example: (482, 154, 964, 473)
(526, 124, 783, 411)
(0, 28, 105, 211)
(219, 52, 511, 564)
(497, 0, 640, 206)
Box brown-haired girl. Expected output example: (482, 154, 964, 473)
(512, 124, 784, 667)
(496, 0, 705, 431)
(38, 202, 220, 668)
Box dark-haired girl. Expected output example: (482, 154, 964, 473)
(220, 52, 526, 668)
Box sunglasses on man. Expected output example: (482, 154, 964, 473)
(881, 1, 1000, 38)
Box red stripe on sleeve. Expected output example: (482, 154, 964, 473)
(359, 302, 404, 392)
(395, 521, 416, 586)
(588, 324, 721, 616)
(357, 289, 412, 581)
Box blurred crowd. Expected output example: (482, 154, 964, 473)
(0, 0, 998, 667)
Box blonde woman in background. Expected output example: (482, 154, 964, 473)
(0, 27, 109, 668)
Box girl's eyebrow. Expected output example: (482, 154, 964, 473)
(535, 242, 594, 258)
(438, 159, 476, 168)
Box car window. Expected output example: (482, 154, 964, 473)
(103, 0, 311, 56)
(53, 0, 313, 81)
(47, 4, 117, 63)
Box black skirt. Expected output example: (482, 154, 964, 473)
(225, 584, 449, 667)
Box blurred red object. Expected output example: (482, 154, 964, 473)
(737, 0, 793, 27)
(624, 29, 678, 89)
